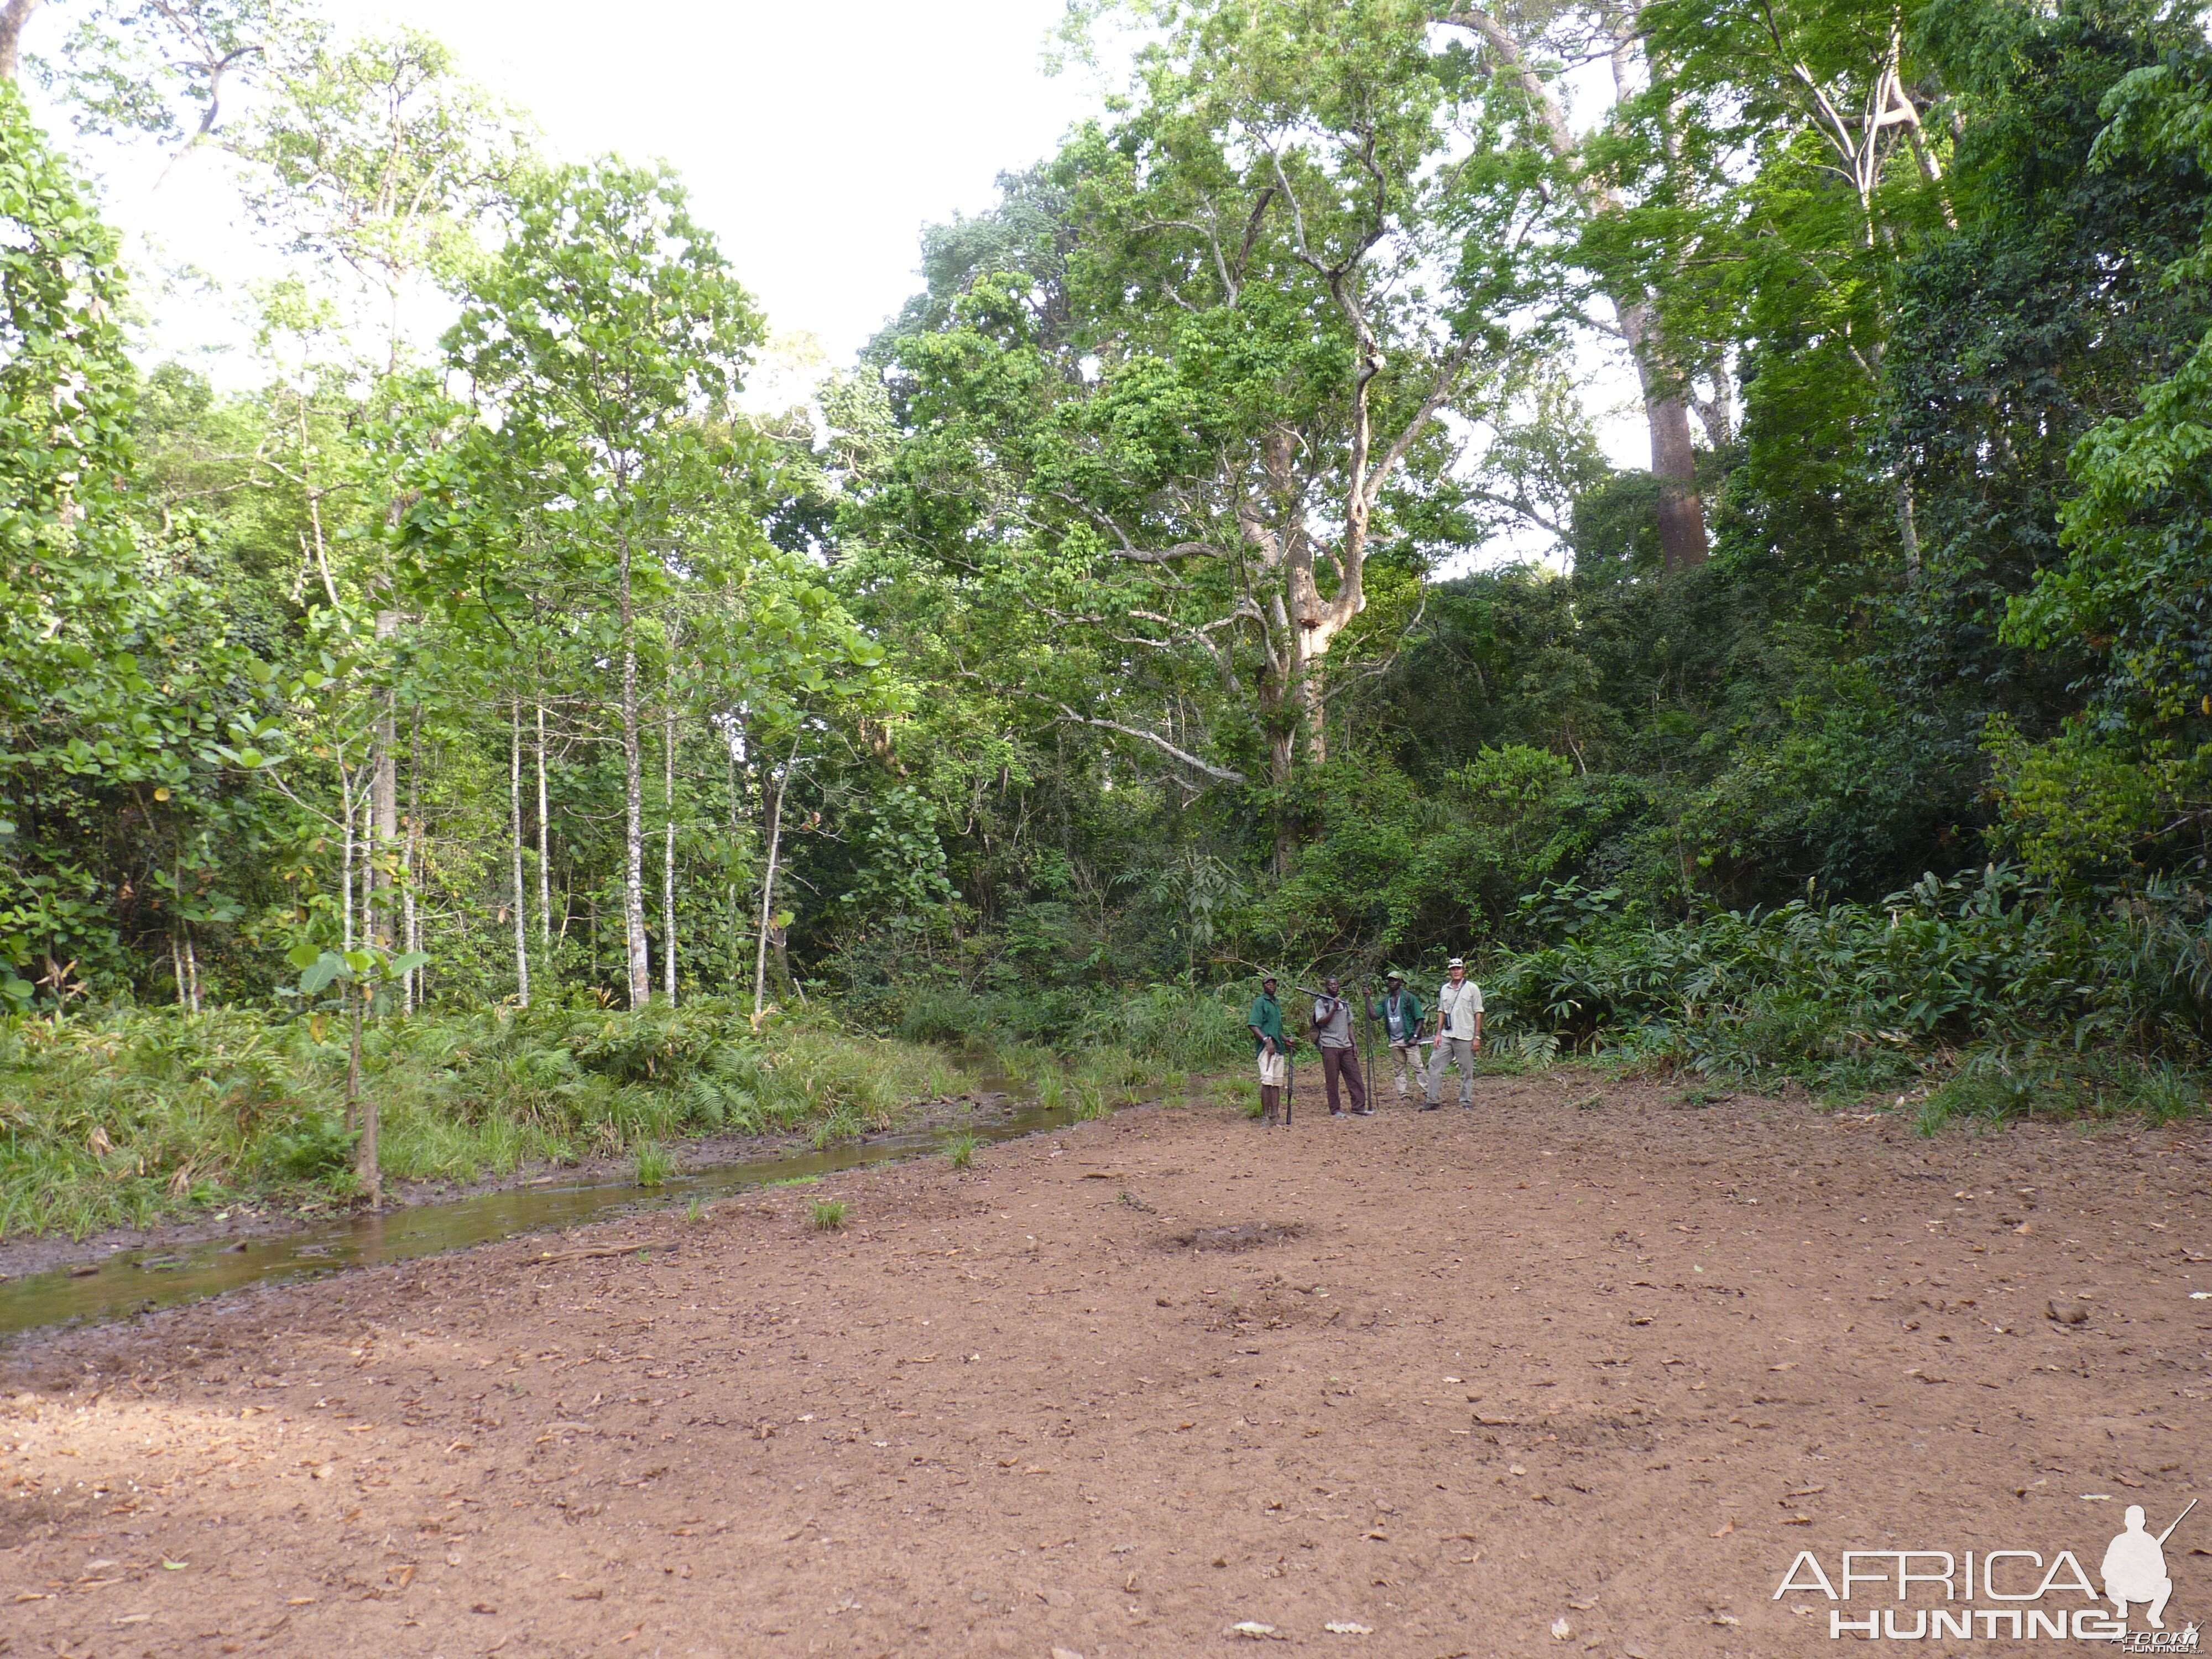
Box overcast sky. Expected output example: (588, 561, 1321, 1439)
(22, 0, 1631, 565)
(28, 0, 1108, 383)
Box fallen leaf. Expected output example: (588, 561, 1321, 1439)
(1232, 1622, 1279, 1639)
(1324, 1621, 1374, 1635)
(1713, 1518, 1736, 1538)
(1551, 1616, 1574, 1640)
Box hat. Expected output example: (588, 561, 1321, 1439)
(1447, 956, 1465, 969)
(1260, 971, 1277, 983)
(1384, 968, 1405, 983)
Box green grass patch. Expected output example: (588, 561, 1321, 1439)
(0, 998, 983, 1239)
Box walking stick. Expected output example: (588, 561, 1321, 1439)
(1360, 978, 1376, 1110)
(1284, 1043, 1294, 1127)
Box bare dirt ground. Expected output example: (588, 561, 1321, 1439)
(3, 1068, 2208, 1659)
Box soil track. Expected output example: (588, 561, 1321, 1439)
(4, 1070, 2208, 1658)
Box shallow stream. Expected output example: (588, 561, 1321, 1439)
(0, 1089, 1076, 1342)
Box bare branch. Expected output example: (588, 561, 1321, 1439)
(1051, 703, 1245, 782)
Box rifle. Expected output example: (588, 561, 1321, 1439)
(2157, 1499, 2198, 1546)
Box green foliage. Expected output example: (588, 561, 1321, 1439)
(1481, 863, 2209, 1117)
(944, 1129, 979, 1170)
(809, 1197, 847, 1232)
(631, 1139, 671, 1188)
(0, 1001, 968, 1237)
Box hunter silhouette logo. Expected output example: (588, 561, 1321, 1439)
(2104, 1502, 2192, 1630)
(1773, 1498, 2199, 1644)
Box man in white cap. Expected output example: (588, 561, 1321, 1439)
(1422, 956, 1483, 1110)
(2102, 1503, 2180, 1628)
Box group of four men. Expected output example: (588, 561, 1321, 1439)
(1244, 960, 1486, 1127)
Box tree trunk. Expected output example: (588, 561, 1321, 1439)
(0, 0, 40, 83)
(662, 632, 679, 1005)
(351, 987, 380, 1206)
(753, 743, 797, 1020)
(535, 702, 552, 952)
(618, 537, 651, 1008)
(1896, 473, 1922, 585)
(1616, 298, 1709, 573)
(510, 698, 530, 1009)
(340, 765, 357, 953)
(370, 611, 399, 949)
(403, 712, 420, 1014)
(727, 737, 743, 993)
(182, 927, 201, 1014)
(1438, 9, 1709, 572)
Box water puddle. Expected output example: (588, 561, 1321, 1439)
(1, 1090, 1078, 1341)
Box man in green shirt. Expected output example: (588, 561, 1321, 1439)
(1247, 973, 1289, 1128)
(1368, 970, 1426, 1104)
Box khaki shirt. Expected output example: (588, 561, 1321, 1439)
(1435, 979, 1484, 1039)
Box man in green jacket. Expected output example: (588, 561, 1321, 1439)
(1368, 970, 1425, 1104)
(1247, 973, 1290, 1128)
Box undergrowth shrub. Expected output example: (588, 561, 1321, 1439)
(0, 998, 977, 1238)
(1486, 865, 2210, 1121)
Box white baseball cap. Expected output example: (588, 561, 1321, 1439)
(1447, 957, 1465, 969)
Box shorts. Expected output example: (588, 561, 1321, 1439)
(1257, 1048, 1286, 1088)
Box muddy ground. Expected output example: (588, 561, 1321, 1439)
(3, 1069, 2208, 1658)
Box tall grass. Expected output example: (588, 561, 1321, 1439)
(0, 998, 975, 1239)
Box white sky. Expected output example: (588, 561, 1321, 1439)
(27, 0, 1108, 385)
(21, 0, 1641, 567)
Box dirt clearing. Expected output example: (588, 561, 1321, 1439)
(4, 1071, 2207, 1657)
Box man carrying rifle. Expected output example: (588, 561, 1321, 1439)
(1369, 969, 1425, 1104)
(1311, 975, 1370, 1116)
(1248, 973, 1291, 1128)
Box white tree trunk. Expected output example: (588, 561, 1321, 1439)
(619, 538, 651, 1008)
(370, 610, 399, 949)
(510, 699, 530, 1009)
(403, 715, 420, 1013)
(662, 681, 678, 1005)
(535, 702, 552, 952)
(753, 758, 787, 1020)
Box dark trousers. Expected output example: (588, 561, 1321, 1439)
(1320, 1045, 1366, 1113)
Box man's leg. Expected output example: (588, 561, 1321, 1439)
(1261, 1085, 1280, 1128)
(1390, 1044, 1413, 1098)
(1454, 1037, 1476, 1106)
(1322, 1047, 1346, 1114)
(2149, 1578, 2173, 1628)
(1421, 1041, 1444, 1109)
(1344, 1047, 1369, 1113)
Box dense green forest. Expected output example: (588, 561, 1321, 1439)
(3, 0, 2210, 1231)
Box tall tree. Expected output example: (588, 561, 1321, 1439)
(872, 0, 1542, 870)
(431, 158, 761, 1006)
